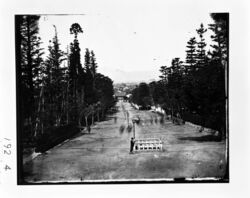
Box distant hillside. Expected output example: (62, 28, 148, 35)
(100, 68, 159, 83)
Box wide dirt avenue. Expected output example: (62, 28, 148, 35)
(23, 100, 227, 182)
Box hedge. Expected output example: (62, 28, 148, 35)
(35, 124, 79, 153)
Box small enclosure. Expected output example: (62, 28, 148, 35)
(134, 138, 163, 151)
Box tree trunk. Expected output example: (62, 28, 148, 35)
(78, 116, 81, 127)
(92, 113, 94, 125)
(66, 82, 69, 124)
(81, 85, 85, 104)
(97, 110, 100, 122)
(26, 16, 35, 137)
(41, 91, 44, 134)
(56, 116, 61, 126)
(41, 122, 44, 135)
(102, 110, 104, 118)
(34, 86, 44, 137)
(34, 117, 39, 138)
(85, 116, 88, 127)
(171, 106, 174, 119)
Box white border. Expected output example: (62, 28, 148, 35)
(1, 0, 250, 198)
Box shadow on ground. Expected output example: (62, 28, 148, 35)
(179, 135, 221, 142)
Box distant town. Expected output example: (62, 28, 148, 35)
(114, 82, 137, 97)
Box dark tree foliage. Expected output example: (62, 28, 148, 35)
(68, 23, 85, 123)
(84, 48, 97, 105)
(17, 18, 115, 150)
(209, 13, 228, 63)
(69, 23, 84, 79)
(209, 13, 228, 137)
(162, 58, 185, 117)
(90, 50, 98, 78)
(149, 81, 167, 105)
(43, 25, 66, 129)
(159, 66, 171, 83)
(67, 23, 115, 126)
(168, 58, 184, 87)
(196, 23, 207, 67)
(185, 37, 197, 69)
(131, 83, 152, 109)
(95, 73, 115, 114)
(131, 14, 228, 139)
(70, 23, 83, 38)
(18, 15, 44, 138)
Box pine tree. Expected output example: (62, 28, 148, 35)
(90, 50, 98, 79)
(84, 48, 92, 77)
(69, 24, 84, 78)
(84, 48, 91, 72)
(171, 58, 183, 77)
(209, 13, 228, 63)
(208, 13, 229, 139)
(185, 37, 197, 70)
(84, 48, 97, 104)
(168, 58, 184, 117)
(196, 23, 207, 67)
(159, 66, 169, 83)
(19, 15, 44, 138)
(68, 23, 84, 123)
(84, 48, 92, 101)
(44, 25, 66, 127)
(90, 50, 98, 95)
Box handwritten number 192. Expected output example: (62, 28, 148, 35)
(3, 138, 11, 171)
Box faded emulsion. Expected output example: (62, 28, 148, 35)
(15, 13, 229, 184)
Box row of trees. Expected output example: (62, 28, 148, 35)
(16, 15, 115, 142)
(131, 13, 228, 138)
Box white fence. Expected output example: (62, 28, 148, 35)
(151, 106, 166, 114)
(134, 138, 163, 151)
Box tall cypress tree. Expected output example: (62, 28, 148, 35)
(90, 50, 98, 94)
(84, 48, 91, 72)
(69, 23, 84, 123)
(90, 50, 98, 81)
(84, 48, 96, 104)
(44, 25, 66, 127)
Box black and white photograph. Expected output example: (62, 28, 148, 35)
(16, 11, 229, 184)
(1, 0, 250, 197)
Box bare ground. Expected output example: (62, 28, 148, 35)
(23, 101, 227, 183)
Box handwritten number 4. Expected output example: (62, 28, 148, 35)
(4, 165, 11, 171)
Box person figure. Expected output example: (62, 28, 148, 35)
(176, 112, 180, 118)
(130, 137, 135, 154)
(87, 125, 91, 134)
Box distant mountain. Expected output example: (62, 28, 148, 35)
(101, 68, 159, 83)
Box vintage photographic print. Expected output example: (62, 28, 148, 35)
(15, 10, 229, 184)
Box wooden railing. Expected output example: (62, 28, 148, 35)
(134, 138, 163, 151)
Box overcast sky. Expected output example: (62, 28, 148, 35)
(38, 3, 215, 83)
